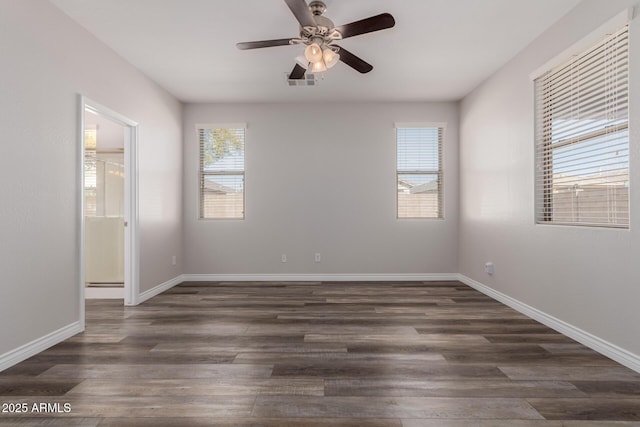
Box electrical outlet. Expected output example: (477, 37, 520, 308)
(172, 255, 177, 266)
(315, 253, 321, 263)
(281, 254, 287, 263)
(484, 262, 494, 275)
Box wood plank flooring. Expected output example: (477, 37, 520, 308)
(1, 280, 640, 426)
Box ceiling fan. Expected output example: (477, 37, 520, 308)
(236, 0, 395, 79)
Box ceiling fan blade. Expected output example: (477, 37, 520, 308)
(334, 45, 373, 74)
(289, 63, 306, 80)
(334, 13, 395, 39)
(284, 0, 316, 28)
(236, 39, 293, 50)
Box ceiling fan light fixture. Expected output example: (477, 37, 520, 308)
(304, 43, 323, 63)
(322, 47, 339, 69)
(236, 0, 396, 77)
(311, 60, 327, 73)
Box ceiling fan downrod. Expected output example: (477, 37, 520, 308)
(308, 1, 326, 16)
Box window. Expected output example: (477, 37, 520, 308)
(535, 26, 629, 228)
(198, 125, 246, 219)
(396, 125, 444, 219)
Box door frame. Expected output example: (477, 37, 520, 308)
(79, 95, 140, 326)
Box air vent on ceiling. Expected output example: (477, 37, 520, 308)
(285, 72, 317, 86)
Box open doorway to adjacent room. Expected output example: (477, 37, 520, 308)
(80, 97, 139, 314)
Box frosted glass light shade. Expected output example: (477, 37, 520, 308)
(304, 43, 323, 63)
(322, 48, 340, 69)
(311, 61, 327, 72)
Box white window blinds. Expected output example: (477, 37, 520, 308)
(535, 26, 629, 228)
(396, 126, 444, 219)
(199, 126, 246, 219)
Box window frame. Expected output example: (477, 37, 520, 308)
(395, 123, 445, 220)
(534, 25, 630, 228)
(197, 124, 247, 220)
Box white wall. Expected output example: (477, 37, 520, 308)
(183, 102, 458, 276)
(0, 0, 182, 357)
(459, 0, 640, 357)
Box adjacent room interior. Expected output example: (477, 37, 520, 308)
(0, 0, 639, 424)
(83, 109, 126, 299)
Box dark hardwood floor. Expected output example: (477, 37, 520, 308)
(1, 280, 640, 426)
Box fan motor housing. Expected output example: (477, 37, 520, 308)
(307, 1, 334, 35)
(313, 15, 334, 30)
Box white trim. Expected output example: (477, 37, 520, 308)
(457, 274, 640, 374)
(85, 287, 125, 299)
(182, 273, 458, 282)
(138, 275, 186, 304)
(0, 322, 82, 373)
(124, 123, 140, 306)
(530, 7, 634, 80)
(78, 97, 87, 330)
(84, 100, 140, 128)
(80, 96, 140, 308)
(394, 122, 447, 129)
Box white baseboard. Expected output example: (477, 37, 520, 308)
(85, 287, 124, 299)
(0, 321, 83, 373)
(138, 274, 185, 304)
(457, 274, 640, 374)
(182, 273, 459, 282)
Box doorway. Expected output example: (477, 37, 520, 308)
(80, 97, 139, 317)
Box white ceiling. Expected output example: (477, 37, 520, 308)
(50, 0, 581, 103)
